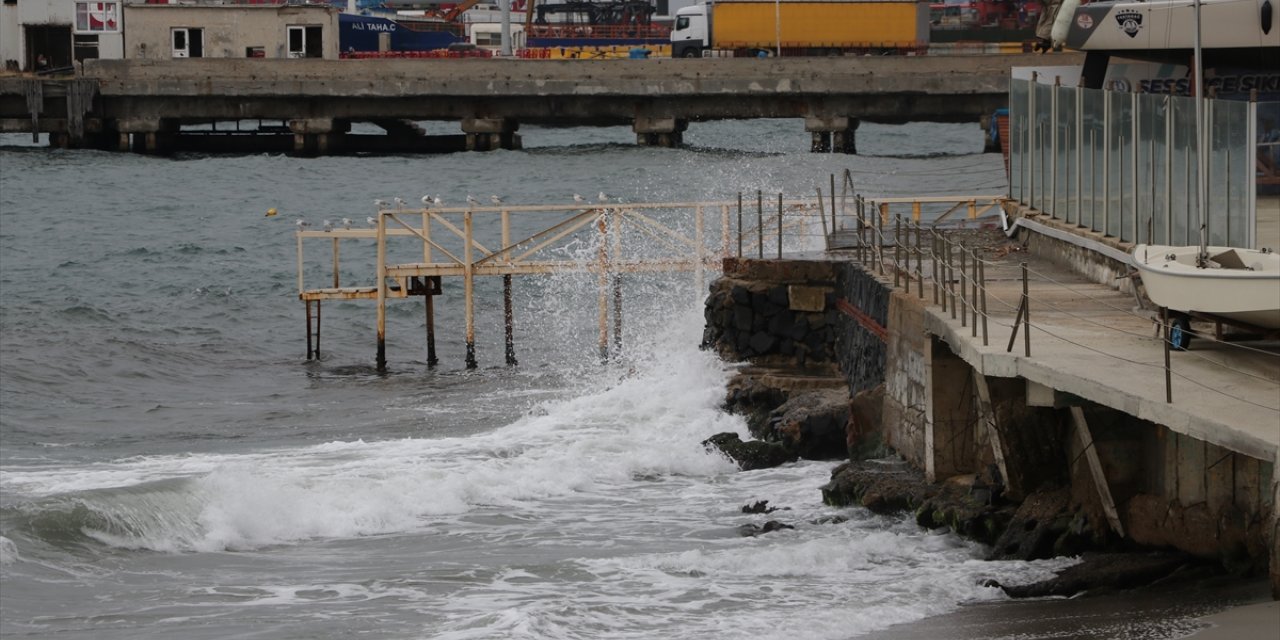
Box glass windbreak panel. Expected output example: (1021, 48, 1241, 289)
(1107, 92, 1132, 239)
(1260, 102, 1280, 235)
(1206, 100, 1228, 246)
(1219, 99, 1250, 248)
(1056, 85, 1075, 224)
(1080, 86, 1106, 233)
(1170, 95, 1198, 247)
(1035, 82, 1053, 213)
(1009, 79, 1027, 202)
(1136, 93, 1162, 245)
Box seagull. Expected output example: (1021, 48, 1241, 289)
(341, 218, 353, 229)
(466, 194, 480, 206)
(366, 216, 378, 227)
(374, 199, 390, 210)
(421, 195, 432, 206)
(265, 208, 278, 217)
(573, 194, 585, 203)
(322, 219, 334, 232)
(433, 195, 444, 206)
(598, 191, 611, 203)
(295, 218, 311, 229)
(490, 195, 504, 205)
(394, 197, 407, 209)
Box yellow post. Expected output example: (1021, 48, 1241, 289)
(912, 200, 922, 222)
(968, 199, 977, 219)
(720, 204, 730, 258)
(332, 237, 340, 288)
(464, 210, 476, 369)
(422, 210, 432, 264)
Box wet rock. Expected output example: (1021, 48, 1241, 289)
(703, 432, 798, 471)
(738, 520, 795, 537)
(998, 552, 1210, 598)
(821, 459, 939, 515)
(846, 383, 886, 460)
(763, 388, 850, 460)
(742, 500, 779, 514)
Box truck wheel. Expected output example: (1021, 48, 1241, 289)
(682, 48, 700, 58)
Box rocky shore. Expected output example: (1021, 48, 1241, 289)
(699, 256, 1248, 598)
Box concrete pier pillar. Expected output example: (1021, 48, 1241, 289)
(633, 116, 687, 148)
(804, 115, 858, 154)
(461, 117, 520, 151)
(116, 117, 177, 155)
(289, 118, 349, 156)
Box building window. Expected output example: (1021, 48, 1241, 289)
(287, 25, 323, 58)
(172, 28, 204, 58)
(73, 34, 100, 61)
(75, 2, 119, 33)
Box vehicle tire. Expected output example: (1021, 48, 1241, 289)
(681, 48, 700, 58)
(1169, 314, 1192, 351)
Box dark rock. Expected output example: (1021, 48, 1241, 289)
(764, 388, 850, 460)
(767, 286, 789, 306)
(822, 459, 939, 514)
(748, 331, 776, 354)
(998, 552, 1209, 598)
(702, 432, 798, 471)
(739, 520, 796, 536)
(846, 383, 886, 460)
(742, 500, 778, 514)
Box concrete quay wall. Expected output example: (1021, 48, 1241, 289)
(704, 245, 1278, 595)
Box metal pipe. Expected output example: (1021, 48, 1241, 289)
(504, 274, 517, 366)
(776, 192, 783, 259)
(1163, 307, 1172, 403)
(959, 242, 967, 328)
(931, 231, 939, 306)
(894, 215, 901, 289)
(757, 190, 763, 259)
(970, 248, 977, 338)
(315, 300, 321, 359)
(1021, 261, 1030, 357)
(915, 221, 923, 299)
(425, 285, 438, 368)
(376, 210, 387, 372)
(597, 214, 609, 361)
(830, 172, 837, 232)
(305, 300, 313, 360)
(979, 256, 988, 346)
(332, 237, 340, 288)
(737, 192, 743, 258)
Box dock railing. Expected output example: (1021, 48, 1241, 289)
(295, 198, 826, 370)
(840, 203, 1280, 418)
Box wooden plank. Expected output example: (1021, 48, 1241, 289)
(1069, 406, 1126, 537)
(973, 374, 1011, 495)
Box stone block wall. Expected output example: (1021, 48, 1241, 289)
(703, 258, 841, 366)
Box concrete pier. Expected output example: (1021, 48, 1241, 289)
(0, 54, 1076, 154)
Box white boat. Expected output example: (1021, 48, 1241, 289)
(1132, 244, 1280, 330)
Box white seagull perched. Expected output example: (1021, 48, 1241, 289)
(490, 195, 504, 205)
(466, 194, 480, 206)
(341, 218, 353, 229)
(573, 193, 586, 203)
(421, 195, 432, 207)
(394, 197, 407, 209)
(597, 191, 612, 203)
(322, 219, 334, 232)
(295, 218, 311, 229)
(433, 195, 444, 206)
(366, 216, 378, 227)
(374, 199, 390, 210)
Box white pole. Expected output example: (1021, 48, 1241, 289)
(774, 0, 781, 57)
(1193, 0, 1207, 263)
(501, 0, 513, 57)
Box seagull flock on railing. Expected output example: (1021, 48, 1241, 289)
(282, 192, 624, 231)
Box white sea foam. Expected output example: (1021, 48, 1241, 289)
(0, 535, 19, 565)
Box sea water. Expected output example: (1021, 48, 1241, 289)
(0, 120, 1082, 639)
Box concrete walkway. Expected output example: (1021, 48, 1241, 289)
(845, 228, 1280, 463)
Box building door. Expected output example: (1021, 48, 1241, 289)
(172, 28, 203, 58)
(287, 25, 324, 58)
(24, 25, 73, 71)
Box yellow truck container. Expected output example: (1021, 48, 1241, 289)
(670, 0, 929, 56)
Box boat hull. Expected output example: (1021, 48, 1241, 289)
(1132, 244, 1280, 330)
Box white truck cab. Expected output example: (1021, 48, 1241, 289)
(670, 3, 710, 58)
